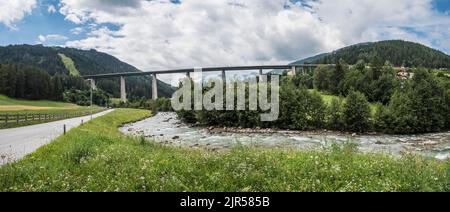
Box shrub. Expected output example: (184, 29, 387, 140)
(343, 91, 372, 132)
(386, 69, 447, 134)
(326, 98, 344, 130)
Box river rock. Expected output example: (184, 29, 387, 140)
(422, 141, 439, 146)
(172, 136, 180, 140)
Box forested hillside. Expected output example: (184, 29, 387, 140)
(0, 45, 175, 99)
(295, 40, 450, 68)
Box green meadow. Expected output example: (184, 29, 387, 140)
(0, 109, 448, 192)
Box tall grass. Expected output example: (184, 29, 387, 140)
(0, 109, 448, 192)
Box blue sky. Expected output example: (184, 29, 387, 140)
(433, 0, 450, 14)
(1, 0, 449, 49)
(0, 0, 117, 46)
(0, 0, 449, 79)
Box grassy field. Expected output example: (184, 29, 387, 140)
(58, 53, 80, 77)
(311, 90, 378, 114)
(0, 108, 448, 192)
(0, 95, 105, 128)
(0, 95, 103, 114)
(0, 95, 78, 109)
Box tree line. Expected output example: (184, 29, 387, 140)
(177, 60, 450, 134)
(0, 63, 110, 106)
(314, 40, 450, 69)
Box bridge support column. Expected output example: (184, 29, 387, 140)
(289, 66, 296, 76)
(152, 73, 158, 100)
(120, 76, 127, 102)
(222, 70, 226, 83)
(90, 79, 97, 90)
(259, 69, 264, 81)
(186, 72, 191, 79)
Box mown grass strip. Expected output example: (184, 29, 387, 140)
(0, 107, 106, 129)
(0, 109, 448, 192)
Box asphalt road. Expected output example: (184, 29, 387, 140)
(0, 109, 113, 166)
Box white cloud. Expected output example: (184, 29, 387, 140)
(0, 0, 37, 30)
(48, 5, 57, 14)
(70, 27, 84, 35)
(38, 34, 69, 43)
(59, 0, 450, 84)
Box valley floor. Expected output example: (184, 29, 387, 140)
(0, 109, 448, 192)
(0, 95, 105, 129)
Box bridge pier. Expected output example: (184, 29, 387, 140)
(152, 73, 158, 100)
(120, 76, 127, 102)
(289, 66, 296, 76)
(89, 79, 97, 90)
(222, 70, 226, 83)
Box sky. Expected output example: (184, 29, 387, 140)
(0, 0, 449, 84)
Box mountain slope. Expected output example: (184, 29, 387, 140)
(0, 44, 175, 98)
(295, 40, 450, 68)
(290, 53, 329, 65)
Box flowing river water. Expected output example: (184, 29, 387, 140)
(120, 112, 450, 160)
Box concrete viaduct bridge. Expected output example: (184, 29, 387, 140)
(82, 64, 330, 102)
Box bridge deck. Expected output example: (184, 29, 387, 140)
(82, 64, 332, 79)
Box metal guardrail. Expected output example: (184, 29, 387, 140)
(0, 111, 95, 126)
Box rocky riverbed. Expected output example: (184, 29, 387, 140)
(120, 112, 450, 160)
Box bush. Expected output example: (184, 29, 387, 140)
(293, 73, 313, 89)
(373, 104, 392, 132)
(63, 89, 110, 107)
(313, 65, 333, 92)
(343, 91, 372, 132)
(385, 69, 447, 134)
(326, 98, 344, 130)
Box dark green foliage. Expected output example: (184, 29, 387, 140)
(314, 40, 450, 68)
(0, 63, 99, 103)
(0, 44, 66, 75)
(343, 91, 372, 132)
(0, 44, 175, 99)
(113, 97, 173, 113)
(279, 84, 326, 130)
(445, 90, 450, 129)
(292, 73, 313, 89)
(326, 98, 344, 130)
(63, 89, 111, 107)
(330, 59, 346, 95)
(0, 64, 51, 100)
(384, 69, 447, 134)
(174, 67, 450, 134)
(373, 104, 392, 132)
(339, 68, 365, 96)
(338, 60, 399, 104)
(313, 65, 333, 92)
(370, 64, 399, 104)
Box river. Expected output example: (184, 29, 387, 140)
(120, 112, 450, 160)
